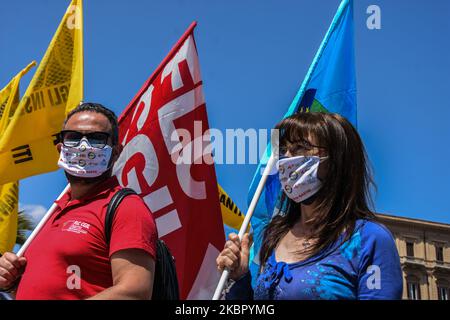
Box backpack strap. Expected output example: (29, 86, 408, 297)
(104, 188, 137, 245)
(103, 187, 180, 300)
(153, 239, 180, 300)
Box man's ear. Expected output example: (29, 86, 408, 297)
(112, 143, 123, 162)
(56, 143, 62, 153)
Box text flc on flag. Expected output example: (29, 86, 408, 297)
(112, 22, 225, 299)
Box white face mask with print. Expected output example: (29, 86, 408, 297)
(58, 137, 113, 178)
(277, 155, 327, 203)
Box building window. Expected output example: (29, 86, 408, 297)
(407, 282, 421, 300)
(436, 246, 444, 262)
(438, 286, 449, 300)
(406, 241, 415, 257)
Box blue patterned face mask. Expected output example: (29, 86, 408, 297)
(277, 155, 327, 203)
(58, 137, 113, 178)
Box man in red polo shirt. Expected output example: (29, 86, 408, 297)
(0, 103, 158, 300)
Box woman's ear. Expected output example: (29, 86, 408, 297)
(317, 158, 329, 181)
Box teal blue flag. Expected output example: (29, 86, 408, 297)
(247, 0, 357, 286)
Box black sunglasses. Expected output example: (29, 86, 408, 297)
(59, 130, 111, 149)
(280, 140, 325, 153)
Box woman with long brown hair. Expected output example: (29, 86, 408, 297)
(216, 112, 403, 300)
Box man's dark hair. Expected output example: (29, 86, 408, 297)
(64, 102, 119, 146)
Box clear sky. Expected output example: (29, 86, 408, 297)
(1, 0, 449, 228)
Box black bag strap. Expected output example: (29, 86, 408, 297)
(104, 188, 180, 300)
(153, 239, 180, 300)
(104, 188, 137, 245)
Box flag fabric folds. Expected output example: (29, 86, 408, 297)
(247, 0, 357, 285)
(218, 184, 249, 232)
(0, 62, 36, 138)
(0, 182, 18, 255)
(112, 22, 225, 299)
(0, 64, 35, 254)
(0, 0, 83, 185)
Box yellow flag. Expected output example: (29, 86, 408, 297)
(0, 64, 34, 254)
(0, 182, 19, 254)
(0, 0, 83, 184)
(0, 62, 36, 136)
(218, 184, 250, 232)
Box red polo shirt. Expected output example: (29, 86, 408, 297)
(15, 176, 158, 300)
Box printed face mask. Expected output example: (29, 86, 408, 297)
(277, 155, 327, 203)
(58, 137, 113, 178)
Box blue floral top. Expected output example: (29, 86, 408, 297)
(226, 219, 403, 300)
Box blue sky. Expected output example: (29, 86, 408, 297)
(1, 0, 449, 229)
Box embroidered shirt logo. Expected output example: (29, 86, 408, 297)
(62, 220, 91, 234)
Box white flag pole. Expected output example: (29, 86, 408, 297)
(212, 154, 277, 300)
(212, 0, 352, 300)
(17, 184, 70, 257)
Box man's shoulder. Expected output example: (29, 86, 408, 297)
(115, 191, 152, 214)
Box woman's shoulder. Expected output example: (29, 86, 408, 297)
(353, 219, 403, 298)
(356, 219, 394, 238)
(354, 218, 397, 250)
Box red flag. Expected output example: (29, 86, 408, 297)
(113, 22, 225, 299)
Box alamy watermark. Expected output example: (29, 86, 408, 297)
(367, 5, 382, 30)
(168, 121, 280, 168)
(366, 264, 382, 290)
(66, 265, 81, 290)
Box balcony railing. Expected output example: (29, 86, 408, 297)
(403, 256, 426, 265)
(401, 256, 450, 271)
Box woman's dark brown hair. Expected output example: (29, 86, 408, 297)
(259, 112, 377, 266)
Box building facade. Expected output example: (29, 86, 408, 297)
(377, 213, 450, 300)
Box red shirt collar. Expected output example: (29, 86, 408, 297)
(54, 176, 120, 208)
